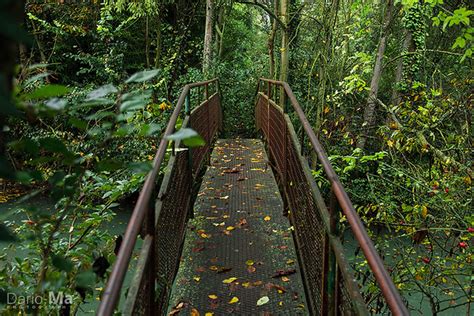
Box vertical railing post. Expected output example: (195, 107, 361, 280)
(204, 83, 209, 100)
(185, 92, 190, 116)
(323, 188, 339, 316)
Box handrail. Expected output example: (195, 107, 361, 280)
(97, 78, 219, 315)
(257, 78, 409, 316)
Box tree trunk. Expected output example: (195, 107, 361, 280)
(154, 10, 162, 68)
(357, 0, 394, 150)
(391, 31, 411, 106)
(279, 0, 289, 106)
(145, 14, 150, 68)
(268, 0, 278, 79)
(216, 4, 226, 59)
(203, 0, 214, 75)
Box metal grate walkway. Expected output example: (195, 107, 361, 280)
(168, 139, 308, 315)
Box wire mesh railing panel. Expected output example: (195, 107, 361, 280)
(104, 80, 222, 316)
(154, 150, 192, 313)
(255, 91, 371, 315)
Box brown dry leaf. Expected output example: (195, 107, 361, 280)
(272, 269, 296, 278)
(209, 266, 219, 271)
(191, 308, 200, 316)
(247, 265, 256, 273)
(217, 267, 232, 274)
(238, 218, 248, 227)
(192, 246, 205, 253)
(223, 168, 240, 174)
(281, 276, 290, 282)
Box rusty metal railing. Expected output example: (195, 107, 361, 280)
(255, 78, 408, 315)
(98, 78, 222, 315)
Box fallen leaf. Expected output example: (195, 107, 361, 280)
(209, 266, 218, 271)
(264, 216, 271, 221)
(223, 277, 238, 284)
(192, 247, 205, 252)
(217, 267, 232, 274)
(208, 294, 218, 300)
(238, 218, 247, 226)
(281, 276, 290, 282)
(191, 308, 200, 316)
(242, 282, 251, 288)
(245, 260, 254, 266)
(287, 259, 295, 265)
(272, 269, 296, 278)
(205, 313, 214, 316)
(193, 276, 201, 282)
(247, 265, 256, 273)
(257, 296, 269, 306)
(226, 226, 235, 231)
(223, 168, 240, 174)
(229, 296, 239, 304)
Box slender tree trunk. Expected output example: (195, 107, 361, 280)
(154, 10, 162, 68)
(268, 0, 278, 79)
(279, 0, 289, 106)
(357, 0, 394, 150)
(216, 4, 226, 59)
(203, 0, 214, 75)
(391, 31, 411, 106)
(145, 14, 150, 68)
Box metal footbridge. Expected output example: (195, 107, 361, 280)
(97, 78, 409, 315)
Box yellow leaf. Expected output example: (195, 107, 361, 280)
(287, 259, 295, 265)
(193, 276, 201, 282)
(229, 296, 239, 304)
(223, 277, 238, 284)
(205, 313, 214, 316)
(209, 266, 218, 271)
(208, 294, 218, 300)
(387, 140, 394, 147)
(264, 216, 271, 221)
(226, 226, 235, 231)
(242, 282, 250, 288)
(421, 206, 428, 218)
(245, 259, 254, 266)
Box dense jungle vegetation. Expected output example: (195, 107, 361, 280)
(0, 0, 472, 314)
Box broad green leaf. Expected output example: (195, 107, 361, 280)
(45, 98, 67, 111)
(128, 161, 153, 173)
(125, 69, 160, 83)
(52, 255, 74, 272)
(86, 84, 118, 101)
(75, 271, 96, 288)
(39, 137, 69, 154)
(165, 128, 206, 147)
(24, 84, 70, 100)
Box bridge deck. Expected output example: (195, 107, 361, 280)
(168, 139, 307, 315)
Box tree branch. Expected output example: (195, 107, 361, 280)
(237, 0, 287, 29)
